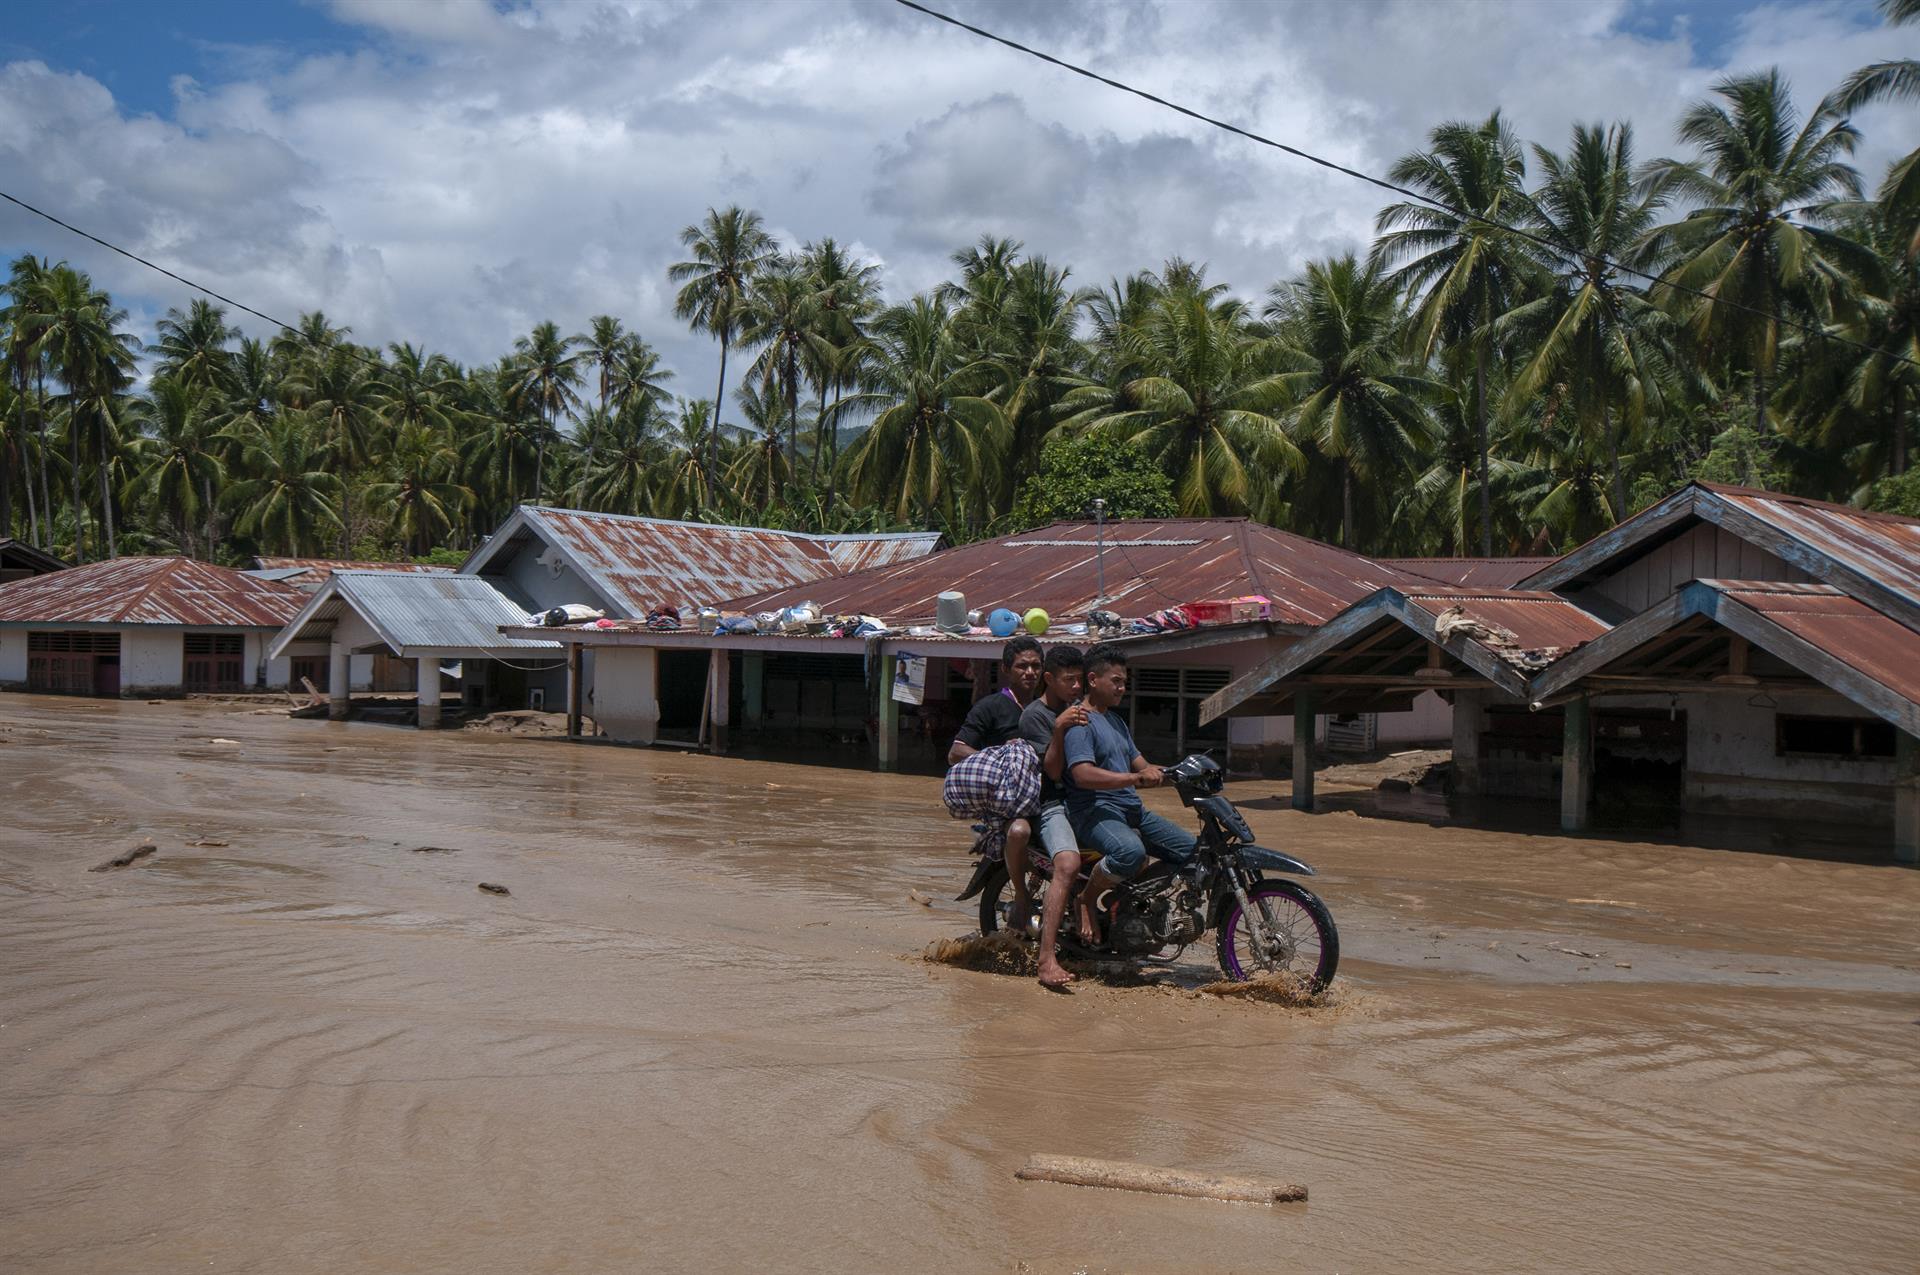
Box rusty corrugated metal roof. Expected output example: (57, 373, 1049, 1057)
(1401, 587, 1614, 656)
(1710, 580, 1920, 709)
(0, 557, 306, 627)
(462, 507, 941, 618)
(1388, 557, 1559, 590)
(1702, 483, 1920, 609)
(725, 518, 1421, 626)
(253, 557, 454, 588)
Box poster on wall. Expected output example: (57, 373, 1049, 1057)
(892, 654, 927, 705)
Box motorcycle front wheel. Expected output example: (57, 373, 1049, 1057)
(1215, 880, 1339, 991)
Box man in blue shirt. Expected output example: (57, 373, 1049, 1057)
(1062, 644, 1196, 936)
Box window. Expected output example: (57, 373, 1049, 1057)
(184, 634, 246, 693)
(1776, 714, 1896, 761)
(27, 631, 120, 695)
(1127, 665, 1231, 761)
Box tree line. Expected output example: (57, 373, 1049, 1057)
(1, 7, 1915, 567)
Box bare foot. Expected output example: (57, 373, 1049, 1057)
(1008, 889, 1031, 936)
(1038, 957, 1075, 990)
(1074, 897, 1101, 945)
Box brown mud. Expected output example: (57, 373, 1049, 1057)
(1, 694, 1916, 1273)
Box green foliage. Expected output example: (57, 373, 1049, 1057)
(1866, 471, 1920, 516)
(412, 545, 468, 567)
(1009, 436, 1176, 529)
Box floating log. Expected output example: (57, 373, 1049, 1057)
(1014, 1154, 1305, 1204)
(477, 882, 511, 895)
(90, 839, 158, 872)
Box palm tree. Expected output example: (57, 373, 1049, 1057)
(1503, 123, 1689, 513)
(1639, 70, 1870, 442)
(727, 370, 800, 511)
(740, 257, 818, 471)
(225, 414, 343, 556)
(607, 335, 674, 419)
(657, 398, 722, 514)
(1374, 112, 1536, 554)
(285, 344, 383, 547)
(1830, 0, 1920, 262)
(130, 377, 226, 559)
(578, 399, 666, 515)
(1061, 293, 1299, 518)
(511, 321, 584, 502)
(366, 424, 472, 555)
(842, 296, 1004, 526)
(979, 257, 1088, 508)
(148, 300, 237, 394)
(1267, 256, 1439, 548)
(799, 237, 881, 501)
(31, 264, 138, 560)
(670, 206, 777, 479)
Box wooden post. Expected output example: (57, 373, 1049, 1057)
(565, 642, 583, 739)
(708, 647, 731, 754)
(878, 654, 901, 773)
(1896, 732, 1919, 865)
(1561, 695, 1592, 832)
(1291, 688, 1316, 812)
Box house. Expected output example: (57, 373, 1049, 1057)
(0, 539, 66, 585)
(1200, 483, 1920, 861)
(266, 506, 944, 726)
(503, 517, 1518, 768)
(0, 557, 306, 697)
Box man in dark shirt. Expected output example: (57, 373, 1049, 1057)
(1018, 644, 1089, 989)
(949, 636, 1044, 926)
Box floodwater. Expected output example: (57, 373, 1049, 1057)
(1, 697, 1916, 1274)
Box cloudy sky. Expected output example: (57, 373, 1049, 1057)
(1, 0, 1914, 392)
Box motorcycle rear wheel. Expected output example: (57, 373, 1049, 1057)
(1215, 880, 1338, 991)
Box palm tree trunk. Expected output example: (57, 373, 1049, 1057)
(35, 373, 54, 552)
(1605, 405, 1624, 522)
(1475, 343, 1491, 556)
(826, 377, 840, 511)
(97, 411, 117, 559)
(203, 475, 216, 562)
(1752, 328, 1769, 440)
(813, 377, 828, 486)
(22, 431, 38, 547)
(709, 324, 731, 485)
(1893, 384, 1907, 476)
(786, 350, 799, 481)
(0, 435, 13, 541)
(68, 408, 87, 564)
(1341, 459, 1354, 549)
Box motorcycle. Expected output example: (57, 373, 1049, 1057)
(956, 754, 1340, 989)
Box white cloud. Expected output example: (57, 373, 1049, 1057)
(0, 0, 1912, 395)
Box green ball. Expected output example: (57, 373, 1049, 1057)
(1023, 607, 1050, 635)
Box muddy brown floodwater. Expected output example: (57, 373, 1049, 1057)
(1, 697, 1917, 1273)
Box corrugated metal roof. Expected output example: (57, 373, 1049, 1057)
(268, 571, 560, 659)
(0, 557, 305, 627)
(1702, 482, 1920, 614)
(1710, 580, 1920, 711)
(461, 507, 941, 618)
(1401, 587, 1614, 656)
(726, 518, 1421, 626)
(1388, 557, 1559, 590)
(251, 557, 454, 592)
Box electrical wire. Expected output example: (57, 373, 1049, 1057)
(892, 0, 1920, 372)
(0, 188, 419, 384)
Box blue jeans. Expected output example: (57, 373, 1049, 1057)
(1073, 805, 1196, 879)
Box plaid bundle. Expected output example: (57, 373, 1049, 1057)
(645, 606, 681, 631)
(942, 740, 1042, 860)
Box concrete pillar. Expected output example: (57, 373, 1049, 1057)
(416, 656, 442, 728)
(708, 648, 731, 754)
(878, 655, 901, 773)
(743, 652, 765, 724)
(1291, 689, 1317, 811)
(328, 643, 351, 720)
(565, 644, 584, 739)
(1896, 732, 1919, 865)
(1451, 690, 1489, 796)
(1560, 695, 1592, 832)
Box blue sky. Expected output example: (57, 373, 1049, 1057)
(0, 0, 1911, 382)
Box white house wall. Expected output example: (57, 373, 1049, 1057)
(1667, 689, 1894, 822)
(593, 646, 659, 743)
(1587, 523, 1807, 615)
(0, 630, 23, 687)
(121, 629, 182, 694)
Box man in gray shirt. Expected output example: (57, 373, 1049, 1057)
(1017, 644, 1089, 989)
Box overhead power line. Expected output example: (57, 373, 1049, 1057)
(0, 188, 412, 383)
(892, 0, 1919, 372)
